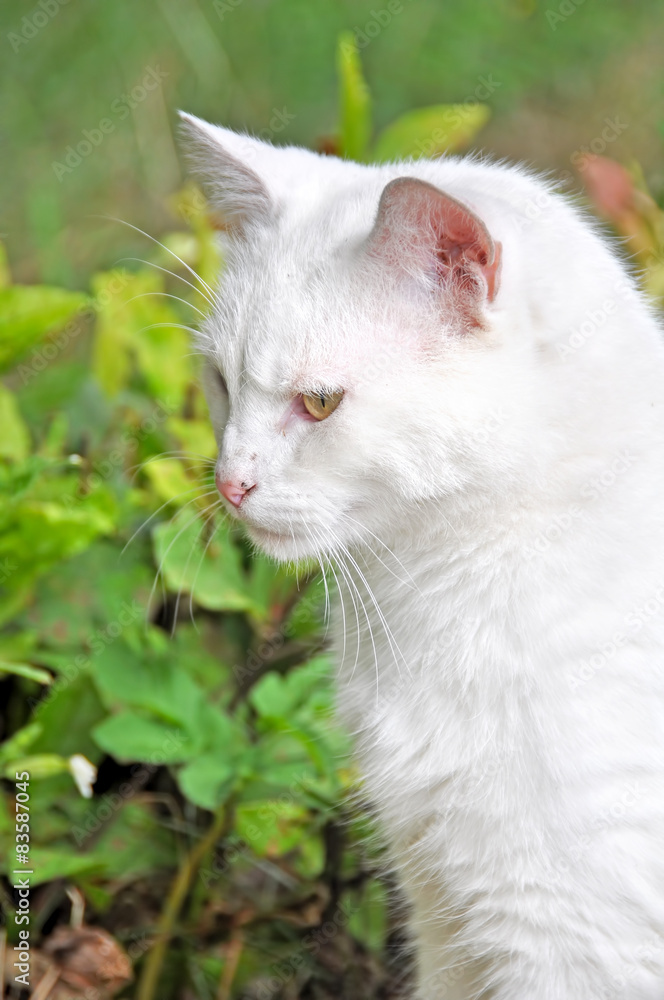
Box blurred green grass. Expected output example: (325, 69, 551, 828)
(2, 0, 664, 286)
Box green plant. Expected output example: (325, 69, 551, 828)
(0, 197, 363, 996)
(6, 36, 491, 999)
(336, 31, 490, 161)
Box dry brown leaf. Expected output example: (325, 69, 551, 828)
(30, 925, 133, 999)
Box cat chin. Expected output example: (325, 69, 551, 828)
(244, 523, 315, 563)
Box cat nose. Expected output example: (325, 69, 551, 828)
(216, 473, 256, 508)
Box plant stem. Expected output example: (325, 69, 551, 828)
(217, 928, 244, 1000)
(136, 805, 228, 1000)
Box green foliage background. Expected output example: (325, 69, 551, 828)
(1, 3, 664, 997)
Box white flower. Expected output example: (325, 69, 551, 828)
(68, 754, 97, 799)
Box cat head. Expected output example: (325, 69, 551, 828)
(180, 113, 543, 562)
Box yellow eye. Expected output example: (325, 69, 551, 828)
(302, 390, 344, 421)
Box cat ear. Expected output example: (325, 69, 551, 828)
(367, 177, 501, 307)
(178, 112, 274, 232)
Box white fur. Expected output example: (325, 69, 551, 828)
(181, 112, 664, 998)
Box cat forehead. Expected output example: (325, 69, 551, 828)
(205, 266, 356, 391)
(206, 220, 367, 374)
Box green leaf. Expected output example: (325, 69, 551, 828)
(246, 555, 299, 626)
(0, 586, 32, 632)
(347, 882, 388, 953)
(245, 732, 319, 800)
(283, 584, 326, 640)
(250, 656, 330, 719)
(235, 799, 310, 857)
(2, 753, 69, 780)
(0, 630, 37, 663)
(373, 103, 490, 162)
(337, 32, 372, 161)
(26, 540, 151, 649)
(167, 183, 223, 290)
(40, 411, 69, 459)
(87, 803, 176, 881)
(16, 360, 90, 431)
(90, 269, 134, 397)
(30, 671, 106, 760)
(0, 659, 51, 685)
(142, 457, 195, 505)
(91, 268, 191, 403)
(0, 285, 89, 373)
(152, 509, 257, 615)
(0, 385, 30, 461)
(91, 641, 206, 734)
(0, 722, 43, 767)
(92, 710, 193, 764)
(134, 318, 191, 409)
(5, 847, 107, 886)
(167, 416, 217, 464)
(0, 483, 117, 593)
(178, 753, 235, 810)
(256, 719, 330, 778)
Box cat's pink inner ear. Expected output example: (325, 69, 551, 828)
(369, 177, 502, 304)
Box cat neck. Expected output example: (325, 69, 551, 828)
(335, 444, 664, 706)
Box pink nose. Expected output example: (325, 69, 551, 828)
(216, 474, 255, 508)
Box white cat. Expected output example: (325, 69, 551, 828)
(180, 112, 664, 999)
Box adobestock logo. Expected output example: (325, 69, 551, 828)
(7, 0, 70, 53)
(570, 117, 629, 172)
(213, 0, 244, 21)
(52, 66, 169, 181)
(239, 108, 297, 169)
(412, 76, 501, 159)
(545, 0, 586, 30)
(351, 1, 411, 49)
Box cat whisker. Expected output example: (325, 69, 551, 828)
(321, 550, 347, 666)
(315, 552, 333, 631)
(169, 507, 217, 635)
(146, 497, 219, 625)
(120, 485, 217, 556)
(238, 366, 252, 393)
(134, 321, 205, 339)
(339, 541, 410, 681)
(187, 502, 227, 629)
(340, 511, 421, 593)
(98, 216, 217, 304)
(332, 544, 372, 685)
(115, 257, 216, 308)
(303, 523, 331, 636)
(172, 499, 225, 635)
(181, 348, 213, 361)
(127, 452, 217, 481)
(122, 290, 208, 319)
(283, 511, 299, 589)
(318, 552, 331, 632)
(188, 325, 214, 344)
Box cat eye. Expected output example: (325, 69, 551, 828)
(301, 390, 344, 421)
